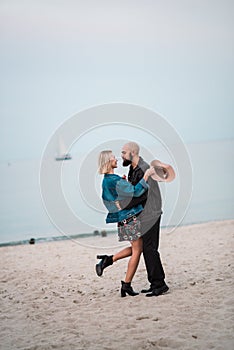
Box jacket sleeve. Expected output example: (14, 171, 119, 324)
(116, 178, 149, 198)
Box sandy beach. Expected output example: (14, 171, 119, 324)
(0, 220, 233, 350)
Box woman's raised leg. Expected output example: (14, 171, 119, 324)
(96, 246, 132, 276)
(113, 246, 132, 262)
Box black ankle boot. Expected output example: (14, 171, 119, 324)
(96, 255, 113, 276)
(121, 281, 139, 297)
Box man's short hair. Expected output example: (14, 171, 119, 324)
(125, 142, 140, 155)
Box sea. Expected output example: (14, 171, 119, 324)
(0, 139, 233, 246)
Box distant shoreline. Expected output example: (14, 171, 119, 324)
(1, 218, 233, 248)
(0, 230, 117, 248)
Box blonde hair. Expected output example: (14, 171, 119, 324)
(98, 150, 113, 174)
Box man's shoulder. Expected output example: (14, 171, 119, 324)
(138, 157, 149, 172)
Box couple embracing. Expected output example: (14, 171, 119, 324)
(96, 141, 169, 298)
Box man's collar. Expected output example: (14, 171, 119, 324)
(130, 156, 143, 170)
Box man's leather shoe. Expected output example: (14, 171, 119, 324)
(141, 287, 153, 293)
(146, 284, 169, 297)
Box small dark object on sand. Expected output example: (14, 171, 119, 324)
(101, 230, 107, 237)
(29, 238, 35, 244)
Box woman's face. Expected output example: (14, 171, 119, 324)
(110, 153, 118, 169)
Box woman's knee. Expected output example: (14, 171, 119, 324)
(132, 239, 143, 254)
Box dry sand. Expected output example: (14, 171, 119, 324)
(0, 220, 233, 350)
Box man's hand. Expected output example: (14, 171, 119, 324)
(143, 166, 155, 181)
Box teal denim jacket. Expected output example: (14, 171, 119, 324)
(102, 174, 149, 223)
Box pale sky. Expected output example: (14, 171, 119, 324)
(1, 0, 233, 161)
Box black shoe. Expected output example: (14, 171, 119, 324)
(141, 286, 153, 293)
(95, 255, 113, 277)
(146, 284, 169, 297)
(121, 281, 139, 297)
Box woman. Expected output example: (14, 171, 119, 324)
(96, 150, 153, 297)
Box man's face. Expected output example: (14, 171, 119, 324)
(121, 146, 133, 167)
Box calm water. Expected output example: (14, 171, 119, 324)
(0, 139, 233, 245)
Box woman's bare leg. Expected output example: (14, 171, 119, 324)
(113, 246, 132, 262)
(125, 238, 143, 283)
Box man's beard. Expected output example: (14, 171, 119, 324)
(122, 159, 132, 167)
(122, 153, 133, 167)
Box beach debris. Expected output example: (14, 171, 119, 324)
(29, 238, 35, 244)
(101, 230, 107, 237)
(136, 315, 150, 320)
(190, 281, 196, 286)
(93, 230, 100, 236)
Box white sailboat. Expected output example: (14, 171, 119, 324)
(55, 136, 72, 161)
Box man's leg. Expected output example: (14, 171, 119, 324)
(142, 216, 165, 289)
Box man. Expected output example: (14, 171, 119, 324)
(121, 141, 169, 297)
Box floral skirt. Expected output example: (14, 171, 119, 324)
(117, 216, 142, 242)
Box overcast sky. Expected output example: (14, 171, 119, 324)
(0, 0, 233, 161)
